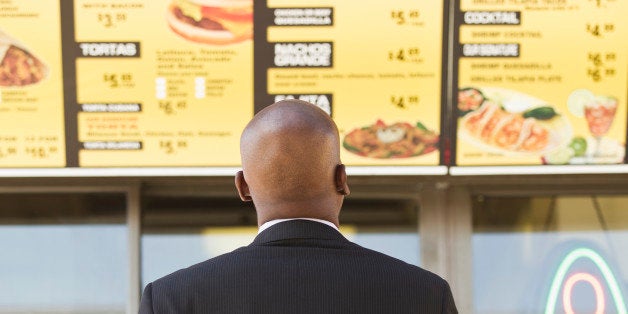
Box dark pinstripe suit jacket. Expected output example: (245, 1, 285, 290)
(139, 219, 457, 313)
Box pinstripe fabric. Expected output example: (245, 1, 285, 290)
(139, 220, 458, 314)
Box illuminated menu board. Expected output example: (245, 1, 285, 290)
(454, 0, 628, 167)
(73, 0, 253, 167)
(0, 1, 65, 167)
(0, 0, 447, 170)
(4, 1, 628, 174)
(254, 0, 447, 166)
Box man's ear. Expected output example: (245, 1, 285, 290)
(334, 164, 350, 196)
(235, 171, 252, 202)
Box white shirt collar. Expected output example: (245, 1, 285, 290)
(258, 218, 339, 234)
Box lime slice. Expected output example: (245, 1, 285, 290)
(544, 147, 575, 165)
(567, 89, 594, 117)
(569, 137, 587, 157)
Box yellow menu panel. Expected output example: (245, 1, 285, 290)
(0, 1, 65, 167)
(75, 0, 253, 166)
(263, 0, 445, 166)
(455, 0, 628, 166)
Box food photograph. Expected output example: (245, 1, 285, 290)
(563, 88, 624, 164)
(458, 87, 572, 155)
(343, 119, 439, 159)
(166, 0, 253, 45)
(0, 29, 48, 87)
(457, 86, 625, 165)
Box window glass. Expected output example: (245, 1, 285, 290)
(343, 226, 420, 265)
(473, 195, 628, 314)
(0, 193, 127, 314)
(142, 227, 257, 287)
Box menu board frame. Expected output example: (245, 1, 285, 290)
(61, 0, 79, 167)
(449, 164, 628, 176)
(0, 166, 447, 177)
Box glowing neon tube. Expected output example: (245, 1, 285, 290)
(562, 272, 605, 314)
(544, 247, 627, 314)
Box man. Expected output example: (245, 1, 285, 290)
(139, 100, 458, 313)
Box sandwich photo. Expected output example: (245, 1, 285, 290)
(166, 0, 253, 45)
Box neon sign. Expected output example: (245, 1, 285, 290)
(544, 247, 627, 314)
(563, 272, 605, 314)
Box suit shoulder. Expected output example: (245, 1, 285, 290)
(350, 245, 457, 310)
(353, 244, 449, 284)
(149, 247, 247, 291)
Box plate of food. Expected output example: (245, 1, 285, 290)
(458, 87, 572, 156)
(343, 119, 439, 159)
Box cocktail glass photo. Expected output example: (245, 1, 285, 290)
(584, 96, 618, 157)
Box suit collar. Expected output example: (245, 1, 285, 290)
(251, 219, 348, 245)
(258, 218, 338, 234)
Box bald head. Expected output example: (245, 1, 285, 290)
(235, 100, 349, 226)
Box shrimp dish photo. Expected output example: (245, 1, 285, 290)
(458, 86, 572, 156)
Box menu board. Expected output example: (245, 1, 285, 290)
(0, 1, 65, 167)
(254, 0, 447, 166)
(0, 0, 447, 170)
(0, 0, 446, 170)
(454, 0, 628, 166)
(16, 0, 628, 173)
(73, 0, 253, 167)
